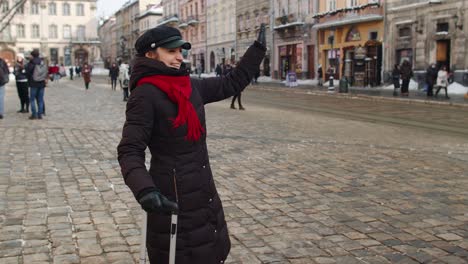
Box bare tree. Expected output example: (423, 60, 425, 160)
(0, 0, 28, 34)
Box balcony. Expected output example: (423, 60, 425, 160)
(158, 14, 179, 26)
(187, 15, 199, 26)
(71, 37, 101, 44)
(273, 13, 305, 31)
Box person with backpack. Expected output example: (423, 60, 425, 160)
(26, 49, 47, 120)
(0, 57, 10, 119)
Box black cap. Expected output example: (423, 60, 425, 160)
(135, 25, 191, 55)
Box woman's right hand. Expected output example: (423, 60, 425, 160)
(138, 190, 178, 214)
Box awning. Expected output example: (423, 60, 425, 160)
(312, 15, 383, 30)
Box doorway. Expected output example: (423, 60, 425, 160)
(436, 40, 451, 71)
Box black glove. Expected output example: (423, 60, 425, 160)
(257, 23, 266, 46)
(138, 190, 178, 214)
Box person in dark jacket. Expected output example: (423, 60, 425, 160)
(391, 64, 400, 96)
(425, 63, 438, 97)
(109, 63, 119, 90)
(69, 66, 74, 80)
(399, 60, 413, 96)
(25, 49, 46, 120)
(215, 63, 222, 76)
(14, 55, 29, 113)
(117, 24, 266, 264)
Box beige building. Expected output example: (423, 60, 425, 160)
(272, 0, 317, 79)
(236, 0, 272, 76)
(385, 0, 468, 84)
(0, 0, 100, 67)
(178, 0, 207, 73)
(98, 16, 117, 68)
(113, 0, 154, 62)
(206, 0, 236, 72)
(138, 5, 163, 35)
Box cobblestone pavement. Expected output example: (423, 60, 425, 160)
(0, 77, 467, 264)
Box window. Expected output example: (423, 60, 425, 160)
(347, 0, 358, 7)
(76, 3, 84, 16)
(49, 25, 58, 38)
(77, 25, 86, 40)
(63, 3, 70, 16)
(398, 27, 411, 37)
(31, 2, 39, 14)
(369, 31, 378, 40)
(436, 22, 449, 32)
(63, 25, 71, 39)
(32, 24, 40, 38)
(17, 24, 25, 38)
(1, 1, 9, 13)
(49, 2, 56, 15)
(327, 0, 336, 11)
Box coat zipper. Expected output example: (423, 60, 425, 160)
(172, 168, 179, 203)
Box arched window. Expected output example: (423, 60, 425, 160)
(76, 3, 84, 16)
(49, 25, 58, 38)
(48, 2, 56, 15)
(63, 3, 70, 16)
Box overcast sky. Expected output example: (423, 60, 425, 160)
(97, 0, 129, 18)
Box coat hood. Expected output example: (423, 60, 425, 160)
(129, 55, 190, 91)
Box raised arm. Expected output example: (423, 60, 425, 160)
(195, 24, 267, 104)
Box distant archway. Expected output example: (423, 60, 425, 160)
(74, 48, 89, 65)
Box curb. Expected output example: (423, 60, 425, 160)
(252, 85, 468, 109)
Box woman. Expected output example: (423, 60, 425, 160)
(109, 63, 119, 90)
(399, 60, 413, 96)
(119, 61, 130, 101)
(117, 25, 266, 264)
(82, 62, 92, 90)
(14, 55, 29, 113)
(435, 65, 450, 99)
(391, 64, 400, 96)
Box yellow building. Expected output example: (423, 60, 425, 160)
(314, 0, 384, 86)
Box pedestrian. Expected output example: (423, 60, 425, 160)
(425, 63, 438, 97)
(75, 65, 81, 77)
(69, 66, 74, 80)
(82, 62, 92, 90)
(26, 49, 47, 120)
(109, 63, 119, 91)
(317, 64, 323, 86)
(117, 24, 266, 264)
(0, 57, 10, 119)
(119, 61, 130, 101)
(399, 60, 413, 96)
(215, 63, 222, 77)
(391, 64, 400, 96)
(435, 65, 450, 99)
(253, 67, 260, 84)
(13, 55, 29, 113)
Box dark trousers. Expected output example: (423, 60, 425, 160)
(123, 88, 129, 101)
(401, 79, 410, 94)
(231, 92, 243, 109)
(427, 83, 434, 96)
(85, 82, 89, 90)
(111, 78, 117, 90)
(435, 86, 449, 97)
(16, 81, 29, 111)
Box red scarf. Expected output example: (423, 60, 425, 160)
(137, 75, 204, 141)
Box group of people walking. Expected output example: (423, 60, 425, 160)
(108, 61, 130, 101)
(392, 60, 450, 98)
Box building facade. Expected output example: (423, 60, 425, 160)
(384, 0, 468, 84)
(236, 0, 271, 76)
(98, 16, 117, 68)
(138, 5, 163, 35)
(272, 0, 317, 79)
(178, 0, 207, 73)
(0, 0, 100, 67)
(205, 0, 236, 73)
(314, 0, 384, 86)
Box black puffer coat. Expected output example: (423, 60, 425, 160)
(117, 41, 265, 264)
